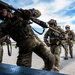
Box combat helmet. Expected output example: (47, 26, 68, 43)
(48, 19, 57, 26)
(65, 25, 70, 28)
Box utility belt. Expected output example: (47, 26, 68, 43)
(68, 38, 73, 40)
(50, 39, 61, 46)
(50, 42, 61, 46)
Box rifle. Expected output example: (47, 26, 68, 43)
(0, 0, 60, 33)
(0, 0, 63, 35)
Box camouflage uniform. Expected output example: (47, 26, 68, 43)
(0, 36, 8, 63)
(57, 26, 69, 56)
(64, 25, 75, 59)
(0, 44, 3, 63)
(0, 9, 55, 71)
(44, 19, 65, 72)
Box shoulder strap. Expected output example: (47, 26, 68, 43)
(31, 27, 45, 35)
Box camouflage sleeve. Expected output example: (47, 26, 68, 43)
(44, 29, 50, 46)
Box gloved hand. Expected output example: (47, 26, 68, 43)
(21, 9, 31, 21)
(29, 8, 41, 18)
(70, 40, 73, 43)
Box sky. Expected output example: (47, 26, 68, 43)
(2, 0, 75, 41)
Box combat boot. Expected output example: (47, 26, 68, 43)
(64, 57, 68, 60)
(71, 55, 73, 58)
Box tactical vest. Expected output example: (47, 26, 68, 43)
(65, 30, 74, 40)
(49, 27, 64, 45)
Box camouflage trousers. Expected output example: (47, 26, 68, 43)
(64, 42, 73, 58)
(50, 45, 61, 71)
(0, 44, 3, 63)
(16, 43, 55, 71)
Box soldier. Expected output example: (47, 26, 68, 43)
(0, 35, 12, 62)
(0, 44, 3, 63)
(0, 36, 7, 62)
(0, 36, 8, 63)
(0, 7, 55, 71)
(57, 26, 68, 55)
(44, 19, 65, 72)
(0, 37, 4, 63)
(64, 25, 75, 59)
